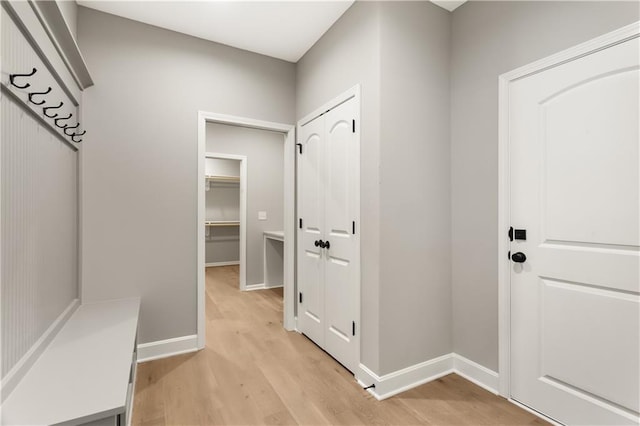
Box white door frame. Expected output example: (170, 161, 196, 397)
(297, 84, 361, 368)
(197, 111, 296, 349)
(497, 21, 640, 398)
(204, 152, 247, 287)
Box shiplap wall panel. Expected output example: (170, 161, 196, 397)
(1, 5, 79, 380)
(1, 95, 79, 378)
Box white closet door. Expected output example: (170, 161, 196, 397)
(323, 98, 359, 373)
(509, 36, 639, 425)
(297, 115, 325, 346)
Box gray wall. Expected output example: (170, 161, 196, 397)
(206, 123, 284, 286)
(296, 1, 383, 373)
(450, 1, 640, 371)
(297, 1, 452, 375)
(77, 7, 295, 344)
(378, 1, 452, 374)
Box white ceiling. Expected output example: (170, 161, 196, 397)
(77, 1, 355, 63)
(77, 1, 468, 63)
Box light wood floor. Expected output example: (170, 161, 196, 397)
(132, 265, 547, 425)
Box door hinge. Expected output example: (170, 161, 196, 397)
(299, 292, 303, 303)
(352, 119, 355, 133)
(299, 218, 303, 229)
(352, 321, 356, 336)
(352, 221, 356, 235)
(296, 143, 303, 154)
(508, 226, 513, 242)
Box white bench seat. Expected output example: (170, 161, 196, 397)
(2, 298, 140, 426)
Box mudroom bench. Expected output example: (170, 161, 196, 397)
(1, 298, 140, 426)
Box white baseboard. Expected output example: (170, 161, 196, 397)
(265, 284, 284, 289)
(452, 353, 499, 394)
(206, 261, 239, 267)
(137, 335, 199, 363)
(1, 298, 80, 401)
(356, 352, 499, 400)
(357, 354, 454, 400)
(244, 283, 266, 291)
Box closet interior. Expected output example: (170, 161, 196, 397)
(205, 157, 241, 267)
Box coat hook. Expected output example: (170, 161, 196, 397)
(54, 114, 72, 128)
(9, 68, 37, 89)
(64, 123, 79, 136)
(43, 102, 64, 118)
(28, 87, 52, 105)
(71, 133, 84, 143)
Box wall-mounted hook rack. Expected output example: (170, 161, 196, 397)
(28, 87, 52, 105)
(64, 123, 79, 136)
(54, 114, 72, 128)
(43, 102, 64, 118)
(9, 68, 37, 89)
(71, 133, 84, 143)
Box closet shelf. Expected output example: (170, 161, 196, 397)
(205, 220, 240, 227)
(205, 175, 240, 183)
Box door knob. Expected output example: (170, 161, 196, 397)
(511, 252, 527, 263)
(314, 240, 323, 247)
(322, 240, 330, 250)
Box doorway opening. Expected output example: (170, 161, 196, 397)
(197, 112, 296, 350)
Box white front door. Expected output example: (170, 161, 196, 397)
(509, 36, 639, 425)
(297, 95, 360, 373)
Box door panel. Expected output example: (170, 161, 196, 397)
(541, 279, 639, 412)
(296, 95, 359, 374)
(510, 37, 639, 425)
(323, 99, 359, 373)
(542, 69, 639, 247)
(296, 117, 325, 346)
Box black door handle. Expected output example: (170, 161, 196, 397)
(322, 240, 330, 250)
(315, 240, 323, 247)
(511, 252, 527, 263)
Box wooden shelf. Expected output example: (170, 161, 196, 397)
(205, 175, 240, 183)
(205, 221, 240, 227)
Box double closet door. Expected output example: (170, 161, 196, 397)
(296, 95, 360, 373)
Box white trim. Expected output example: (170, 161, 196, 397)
(205, 152, 247, 291)
(497, 21, 640, 398)
(282, 129, 296, 331)
(197, 111, 296, 350)
(508, 399, 563, 426)
(136, 335, 198, 363)
(2, 1, 82, 102)
(205, 261, 240, 268)
(1, 298, 80, 400)
(244, 283, 266, 291)
(298, 84, 360, 128)
(28, 0, 94, 88)
(357, 354, 454, 400)
(452, 353, 499, 395)
(355, 353, 500, 401)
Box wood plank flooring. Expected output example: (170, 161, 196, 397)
(132, 265, 547, 425)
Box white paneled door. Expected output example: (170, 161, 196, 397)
(297, 95, 360, 373)
(297, 115, 325, 346)
(509, 36, 639, 425)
